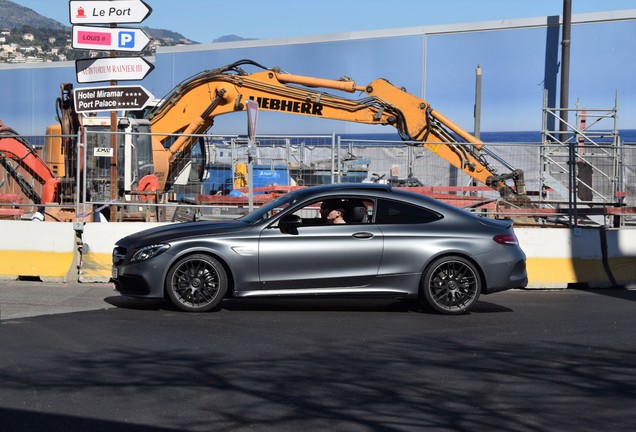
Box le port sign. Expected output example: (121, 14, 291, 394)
(69, 0, 153, 24)
(75, 56, 155, 83)
(73, 85, 154, 113)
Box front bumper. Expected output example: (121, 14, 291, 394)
(112, 249, 174, 299)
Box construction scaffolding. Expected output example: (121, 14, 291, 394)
(540, 90, 625, 225)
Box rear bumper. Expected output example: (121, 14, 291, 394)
(483, 258, 528, 294)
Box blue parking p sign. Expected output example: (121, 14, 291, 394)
(118, 31, 135, 48)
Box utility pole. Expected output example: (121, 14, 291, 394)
(472, 65, 482, 191)
(473, 64, 482, 140)
(560, 0, 572, 140)
(560, 0, 576, 226)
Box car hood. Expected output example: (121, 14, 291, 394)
(117, 220, 251, 246)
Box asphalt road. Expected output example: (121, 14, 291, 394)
(1, 281, 635, 431)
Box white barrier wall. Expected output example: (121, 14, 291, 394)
(0, 221, 634, 288)
(514, 228, 636, 289)
(515, 228, 608, 288)
(0, 221, 77, 281)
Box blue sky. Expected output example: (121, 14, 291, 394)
(11, 0, 636, 43)
(3, 0, 635, 134)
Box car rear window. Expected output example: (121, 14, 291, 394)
(375, 199, 441, 224)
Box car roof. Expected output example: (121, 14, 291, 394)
(286, 183, 490, 220)
(294, 184, 491, 221)
(291, 183, 392, 199)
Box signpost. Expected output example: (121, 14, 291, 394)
(73, 85, 154, 113)
(72, 25, 151, 52)
(75, 56, 154, 83)
(69, 0, 153, 222)
(69, 0, 152, 24)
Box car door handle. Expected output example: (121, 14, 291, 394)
(352, 232, 374, 239)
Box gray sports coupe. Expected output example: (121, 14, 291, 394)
(112, 184, 527, 314)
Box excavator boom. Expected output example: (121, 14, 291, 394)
(147, 60, 525, 198)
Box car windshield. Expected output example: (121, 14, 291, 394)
(239, 193, 297, 224)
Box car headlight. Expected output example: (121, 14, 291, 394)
(131, 244, 171, 262)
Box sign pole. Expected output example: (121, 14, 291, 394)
(109, 28, 118, 221)
(76, 117, 83, 220)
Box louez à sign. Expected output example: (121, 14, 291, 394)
(72, 25, 150, 52)
(69, 0, 152, 24)
(73, 85, 154, 113)
(76, 56, 154, 83)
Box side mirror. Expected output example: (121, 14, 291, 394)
(279, 214, 302, 235)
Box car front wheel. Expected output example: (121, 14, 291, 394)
(166, 254, 228, 312)
(421, 256, 481, 314)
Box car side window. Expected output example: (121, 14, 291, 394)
(375, 199, 441, 224)
(285, 198, 374, 226)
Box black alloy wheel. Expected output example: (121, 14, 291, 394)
(166, 254, 228, 312)
(421, 256, 481, 314)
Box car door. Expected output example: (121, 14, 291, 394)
(257, 207, 383, 291)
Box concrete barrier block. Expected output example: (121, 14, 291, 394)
(516, 228, 607, 288)
(79, 222, 171, 282)
(0, 221, 77, 282)
(606, 229, 636, 288)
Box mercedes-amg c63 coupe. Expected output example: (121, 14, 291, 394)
(112, 184, 527, 314)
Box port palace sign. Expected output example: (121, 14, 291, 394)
(74, 85, 154, 113)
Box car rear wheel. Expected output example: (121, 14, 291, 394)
(166, 254, 228, 312)
(421, 256, 481, 314)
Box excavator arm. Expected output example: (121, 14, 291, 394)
(0, 120, 59, 204)
(147, 59, 525, 198)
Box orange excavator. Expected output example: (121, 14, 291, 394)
(3, 59, 527, 221)
(145, 59, 526, 200)
(146, 60, 526, 200)
(50, 59, 528, 202)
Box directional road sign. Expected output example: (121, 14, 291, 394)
(69, 0, 152, 24)
(75, 56, 154, 83)
(72, 25, 151, 52)
(73, 85, 154, 113)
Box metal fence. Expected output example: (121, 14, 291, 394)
(1, 131, 635, 226)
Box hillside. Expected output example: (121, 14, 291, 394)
(0, 0, 256, 63)
(0, 0, 66, 30)
(0, 0, 200, 63)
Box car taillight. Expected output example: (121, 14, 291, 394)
(493, 234, 519, 245)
